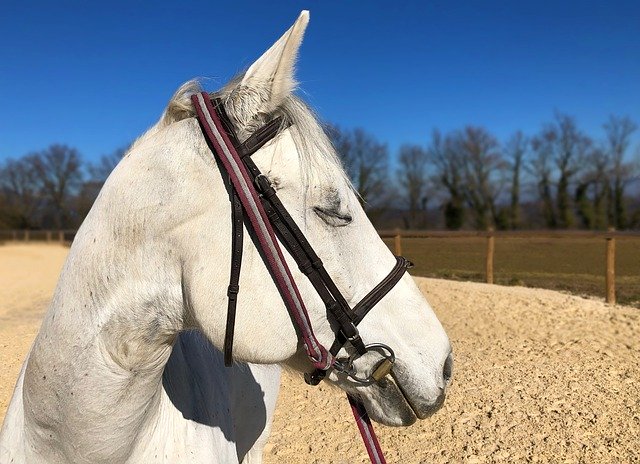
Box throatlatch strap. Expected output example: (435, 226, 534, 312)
(223, 190, 243, 366)
(191, 92, 332, 371)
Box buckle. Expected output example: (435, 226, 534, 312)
(227, 284, 240, 296)
(332, 343, 396, 385)
(254, 174, 275, 198)
(342, 324, 367, 356)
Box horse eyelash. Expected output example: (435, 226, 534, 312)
(313, 206, 353, 226)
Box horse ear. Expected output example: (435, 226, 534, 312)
(231, 11, 309, 119)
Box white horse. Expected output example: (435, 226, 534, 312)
(0, 11, 452, 464)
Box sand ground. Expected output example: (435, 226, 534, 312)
(1, 244, 638, 463)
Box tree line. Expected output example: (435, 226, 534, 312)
(0, 146, 123, 230)
(1, 112, 638, 231)
(331, 113, 639, 230)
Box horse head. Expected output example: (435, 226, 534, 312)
(173, 11, 452, 426)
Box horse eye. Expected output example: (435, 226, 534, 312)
(313, 206, 352, 227)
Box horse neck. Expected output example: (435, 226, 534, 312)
(23, 231, 182, 461)
(21, 121, 216, 461)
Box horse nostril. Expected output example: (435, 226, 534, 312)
(443, 351, 453, 387)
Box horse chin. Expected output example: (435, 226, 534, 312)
(355, 373, 447, 427)
(357, 377, 417, 426)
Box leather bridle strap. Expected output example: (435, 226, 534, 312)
(192, 92, 400, 464)
(243, 162, 368, 355)
(212, 100, 245, 367)
(233, 128, 410, 383)
(210, 97, 411, 377)
(213, 102, 369, 357)
(223, 188, 243, 366)
(191, 92, 333, 370)
(216, 102, 357, 367)
(237, 116, 285, 157)
(349, 394, 386, 464)
(308, 255, 410, 385)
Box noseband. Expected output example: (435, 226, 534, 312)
(192, 92, 410, 464)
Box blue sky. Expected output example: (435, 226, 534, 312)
(1, 1, 639, 164)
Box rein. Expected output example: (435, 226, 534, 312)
(192, 92, 411, 464)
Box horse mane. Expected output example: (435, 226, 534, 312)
(130, 78, 352, 194)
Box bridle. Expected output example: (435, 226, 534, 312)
(191, 92, 411, 464)
(192, 93, 409, 463)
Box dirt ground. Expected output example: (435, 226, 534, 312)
(1, 244, 638, 463)
(0, 244, 69, 424)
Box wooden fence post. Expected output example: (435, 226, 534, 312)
(486, 228, 495, 284)
(24, 230, 30, 242)
(606, 227, 616, 304)
(46, 231, 52, 242)
(12, 230, 17, 241)
(394, 229, 402, 256)
(58, 230, 65, 243)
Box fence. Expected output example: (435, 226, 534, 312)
(2, 228, 638, 305)
(379, 228, 640, 305)
(0, 229, 77, 244)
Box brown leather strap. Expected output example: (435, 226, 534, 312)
(209, 96, 408, 378)
(224, 190, 243, 366)
(237, 117, 285, 158)
(247, 159, 366, 355)
(195, 93, 394, 464)
(215, 100, 244, 367)
(305, 256, 410, 385)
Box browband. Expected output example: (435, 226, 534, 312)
(211, 98, 288, 158)
(238, 116, 288, 157)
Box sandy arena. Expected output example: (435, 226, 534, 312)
(1, 244, 638, 463)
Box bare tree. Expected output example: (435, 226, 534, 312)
(575, 146, 612, 229)
(603, 115, 637, 229)
(0, 156, 42, 228)
(504, 131, 528, 229)
(29, 144, 83, 229)
(529, 114, 590, 229)
(530, 130, 557, 228)
(454, 127, 505, 230)
(397, 144, 429, 228)
(429, 130, 465, 230)
(328, 126, 390, 219)
(553, 113, 591, 228)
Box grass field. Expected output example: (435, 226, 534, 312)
(383, 235, 640, 308)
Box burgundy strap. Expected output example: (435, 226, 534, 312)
(192, 92, 385, 464)
(348, 395, 387, 464)
(191, 92, 332, 370)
